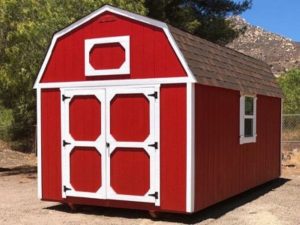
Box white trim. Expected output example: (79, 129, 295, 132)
(85, 36, 130, 76)
(36, 77, 192, 89)
(154, 85, 160, 206)
(240, 94, 257, 145)
(33, 5, 196, 89)
(36, 88, 42, 199)
(186, 83, 195, 213)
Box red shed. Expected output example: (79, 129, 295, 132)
(34, 5, 282, 214)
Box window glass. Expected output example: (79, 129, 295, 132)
(245, 96, 254, 115)
(244, 118, 253, 137)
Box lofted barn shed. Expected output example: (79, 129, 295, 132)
(34, 5, 282, 214)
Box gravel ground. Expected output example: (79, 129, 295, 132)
(0, 142, 300, 225)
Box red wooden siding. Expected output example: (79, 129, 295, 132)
(41, 89, 62, 201)
(160, 84, 187, 212)
(40, 12, 186, 83)
(41, 85, 187, 213)
(194, 84, 281, 211)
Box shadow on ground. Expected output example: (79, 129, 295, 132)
(0, 165, 37, 176)
(45, 178, 290, 224)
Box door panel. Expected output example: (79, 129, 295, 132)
(61, 89, 106, 199)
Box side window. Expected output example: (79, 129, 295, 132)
(240, 95, 257, 144)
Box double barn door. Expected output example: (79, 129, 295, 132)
(61, 86, 160, 206)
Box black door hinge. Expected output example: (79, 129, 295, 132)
(148, 191, 158, 199)
(63, 185, 71, 192)
(62, 94, 71, 101)
(148, 91, 158, 99)
(63, 140, 71, 147)
(148, 142, 158, 149)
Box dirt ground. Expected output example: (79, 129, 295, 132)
(1, 141, 300, 225)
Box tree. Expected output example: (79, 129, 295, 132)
(0, 0, 252, 150)
(277, 69, 300, 114)
(0, 0, 146, 150)
(145, 0, 252, 45)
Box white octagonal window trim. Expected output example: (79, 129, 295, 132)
(85, 35, 130, 76)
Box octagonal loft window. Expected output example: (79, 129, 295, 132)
(85, 36, 130, 76)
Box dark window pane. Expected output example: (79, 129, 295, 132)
(244, 119, 253, 137)
(245, 97, 254, 115)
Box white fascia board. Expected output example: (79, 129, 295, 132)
(33, 5, 196, 89)
(36, 77, 193, 89)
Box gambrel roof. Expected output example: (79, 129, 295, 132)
(169, 26, 282, 98)
(34, 5, 282, 98)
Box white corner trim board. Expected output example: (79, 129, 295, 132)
(85, 36, 130, 76)
(36, 88, 42, 199)
(186, 83, 195, 213)
(33, 5, 196, 89)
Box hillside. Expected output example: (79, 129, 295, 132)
(227, 17, 300, 76)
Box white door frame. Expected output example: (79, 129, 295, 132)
(61, 89, 107, 199)
(60, 85, 160, 206)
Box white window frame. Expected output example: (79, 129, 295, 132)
(240, 94, 257, 144)
(85, 35, 130, 76)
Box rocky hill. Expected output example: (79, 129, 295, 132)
(227, 17, 300, 76)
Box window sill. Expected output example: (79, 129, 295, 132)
(240, 136, 257, 145)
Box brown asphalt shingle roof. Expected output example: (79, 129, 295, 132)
(169, 26, 283, 98)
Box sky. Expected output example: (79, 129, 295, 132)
(239, 0, 300, 41)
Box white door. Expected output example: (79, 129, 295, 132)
(106, 87, 160, 206)
(61, 88, 106, 199)
(61, 86, 160, 206)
